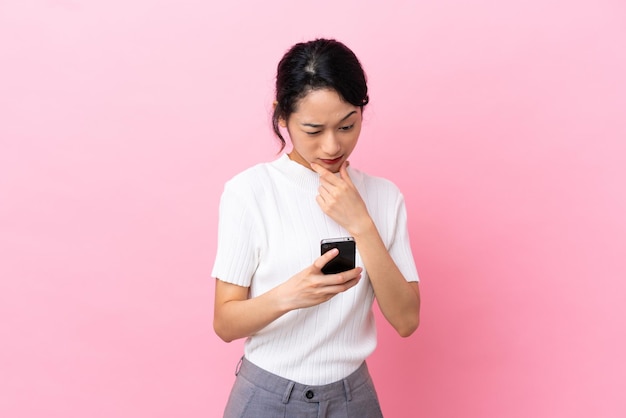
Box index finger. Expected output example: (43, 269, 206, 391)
(338, 161, 354, 185)
(311, 162, 341, 186)
(310, 162, 326, 173)
(310, 162, 335, 178)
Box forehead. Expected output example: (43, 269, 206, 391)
(292, 89, 359, 122)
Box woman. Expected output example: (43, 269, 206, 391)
(212, 38, 420, 417)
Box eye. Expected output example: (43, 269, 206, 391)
(305, 130, 322, 136)
(339, 124, 355, 131)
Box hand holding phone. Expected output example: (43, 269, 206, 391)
(320, 237, 356, 274)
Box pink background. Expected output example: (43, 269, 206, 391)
(1, 1, 625, 417)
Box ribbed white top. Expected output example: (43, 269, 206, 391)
(212, 154, 419, 385)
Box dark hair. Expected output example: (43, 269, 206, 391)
(272, 38, 369, 151)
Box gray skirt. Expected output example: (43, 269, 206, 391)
(223, 357, 384, 418)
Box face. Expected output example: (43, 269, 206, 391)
(280, 88, 362, 173)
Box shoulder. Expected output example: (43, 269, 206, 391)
(222, 160, 277, 194)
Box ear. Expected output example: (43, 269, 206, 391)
(273, 101, 288, 128)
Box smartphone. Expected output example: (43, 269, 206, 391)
(320, 237, 356, 274)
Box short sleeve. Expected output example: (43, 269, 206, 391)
(388, 193, 420, 283)
(210, 182, 261, 287)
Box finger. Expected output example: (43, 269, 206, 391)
(317, 173, 345, 197)
(324, 267, 363, 285)
(315, 193, 326, 209)
(317, 183, 334, 202)
(324, 272, 362, 293)
(315, 188, 336, 213)
(339, 161, 355, 187)
(316, 181, 339, 206)
(341, 274, 362, 290)
(312, 162, 342, 186)
(338, 267, 363, 283)
(310, 162, 330, 176)
(313, 248, 339, 271)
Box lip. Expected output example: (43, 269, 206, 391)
(319, 156, 343, 165)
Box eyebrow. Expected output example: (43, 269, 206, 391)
(301, 110, 358, 128)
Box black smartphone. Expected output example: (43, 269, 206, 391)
(320, 237, 356, 274)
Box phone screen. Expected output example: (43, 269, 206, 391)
(321, 237, 356, 274)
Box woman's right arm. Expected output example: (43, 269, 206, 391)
(213, 249, 362, 342)
(213, 279, 288, 343)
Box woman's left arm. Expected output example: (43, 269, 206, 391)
(349, 219, 420, 337)
(312, 162, 421, 337)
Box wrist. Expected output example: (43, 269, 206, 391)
(349, 216, 376, 239)
(268, 284, 295, 315)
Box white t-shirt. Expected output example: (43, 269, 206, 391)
(212, 154, 419, 385)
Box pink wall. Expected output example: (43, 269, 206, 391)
(1, 1, 625, 417)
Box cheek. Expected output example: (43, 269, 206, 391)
(346, 130, 361, 148)
(290, 134, 314, 154)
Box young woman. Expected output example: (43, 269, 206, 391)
(212, 38, 421, 418)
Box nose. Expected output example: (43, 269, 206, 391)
(320, 131, 341, 156)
